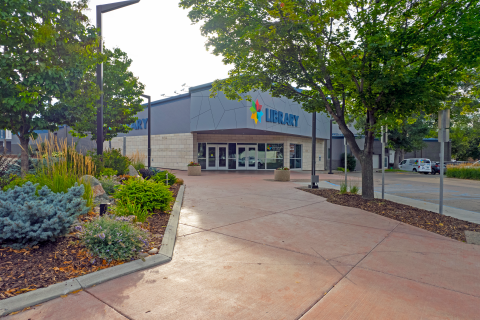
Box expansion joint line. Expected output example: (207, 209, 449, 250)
(84, 289, 133, 320)
(294, 222, 401, 320)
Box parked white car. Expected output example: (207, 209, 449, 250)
(399, 158, 432, 174)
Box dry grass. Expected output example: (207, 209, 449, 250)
(128, 150, 146, 170)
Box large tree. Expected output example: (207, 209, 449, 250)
(67, 47, 145, 142)
(0, 0, 103, 174)
(180, 0, 480, 198)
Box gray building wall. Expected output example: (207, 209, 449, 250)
(189, 84, 343, 140)
(404, 140, 451, 162)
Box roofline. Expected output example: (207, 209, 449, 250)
(140, 93, 190, 108)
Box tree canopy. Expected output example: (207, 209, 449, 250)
(68, 47, 145, 142)
(180, 0, 480, 198)
(0, 0, 103, 173)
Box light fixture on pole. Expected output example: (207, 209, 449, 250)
(96, 0, 140, 156)
(141, 94, 151, 168)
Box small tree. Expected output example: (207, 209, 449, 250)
(0, 0, 103, 174)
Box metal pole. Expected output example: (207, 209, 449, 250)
(382, 126, 385, 199)
(310, 112, 318, 188)
(329, 119, 333, 174)
(344, 138, 347, 185)
(439, 110, 445, 215)
(96, 9, 104, 156)
(141, 94, 151, 168)
(96, 1, 141, 156)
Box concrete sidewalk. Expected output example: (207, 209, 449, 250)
(8, 171, 480, 319)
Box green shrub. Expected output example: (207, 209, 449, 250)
(90, 149, 130, 176)
(337, 167, 350, 172)
(79, 216, 149, 261)
(446, 166, 480, 180)
(100, 168, 118, 177)
(339, 182, 347, 194)
(350, 185, 359, 194)
(112, 201, 153, 223)
(114, 177, 174, 213)
(133, 162, 145, 171)
(339, 153, 357, 172)
(149, 167, 161, 175)
(99, 176, 119, 195)
(152, 171, 177, 186)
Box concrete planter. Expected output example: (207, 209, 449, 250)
(188, 166, 201, 176)
(274, 169, 290, 181)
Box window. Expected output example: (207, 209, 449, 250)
(198, 143, 206, 169)
(266, 143, 284, 169)
(228, 143, 236, 169)
(258, 143, 266, 169)
(289, 144, 302, 169)
(400, 160, 407, 165)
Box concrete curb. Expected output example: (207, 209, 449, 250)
(0, 184, 185, 317)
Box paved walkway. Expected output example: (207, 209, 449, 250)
(8, 171, 480, 319)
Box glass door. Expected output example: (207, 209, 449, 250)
(218, 146, 227, 170)
(237, 146, 246, 170)
(247, 146, 257, 170)
(207, 146, 216, 169)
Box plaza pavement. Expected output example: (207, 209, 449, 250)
(7, 171, 480, 319)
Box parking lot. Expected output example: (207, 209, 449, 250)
(324, 171, 480, 213)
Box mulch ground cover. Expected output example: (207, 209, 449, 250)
(300, 188, 480, 242)
(0, 183, 181, 301)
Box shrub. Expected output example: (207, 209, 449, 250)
(187, 161, 200, 166)
(149, 167, 161, 175)
(339, 153, 357, 172)
(139, 168, 154, 180)
(112, 201, 153, 223)
(277, 167, 290, 170)
(90, 149, 130, 176)
(100, 168, 118, 177)
(176, 178, 184, 185)
(446, 166, 480, 180)
(350, 185, 359, 194)
(152, 171, 177, 186)
(99, 176, 119, 195)
(0, 182, 89, 248)
(4, 158, 38, 176)
(339, 183, 347, 194)
(80, 215, 149, 261)
(337, 167, 350, 172)
(114, 178, 174, 213)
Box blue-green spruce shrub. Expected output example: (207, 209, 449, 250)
(80, 215, 150, 261)
(0, 182, 89, 248)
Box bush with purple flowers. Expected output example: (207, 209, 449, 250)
(80, 215, 150, 261)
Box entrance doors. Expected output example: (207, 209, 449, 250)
(207, 145, 227, 170)
(237, 145, 257, 170)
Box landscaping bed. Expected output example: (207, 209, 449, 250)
(0, 183, 180, 301)
(300, 188, 480, 242)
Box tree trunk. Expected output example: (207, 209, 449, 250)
(393, 149, 401, 169)
(361, 150, 374, 199)
(19, 136, 30, 177)
(400, 149, 405, 162)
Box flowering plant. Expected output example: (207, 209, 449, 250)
(79, 215, 150, 261)
(188, 161, 200, 167)
(277, 167, 290, 170)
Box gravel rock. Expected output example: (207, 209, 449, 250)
(148, 248, 159, 255)
(138, 252, 149, 259)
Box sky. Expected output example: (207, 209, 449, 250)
(79, 0, 232, 103)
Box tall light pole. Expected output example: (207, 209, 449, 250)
(96, 0, 140, 155)
(328, 119, 333, 174)
(438, 109, 450, 215)
(309, 111, 319, 189)
(141, 94, 151, 168)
